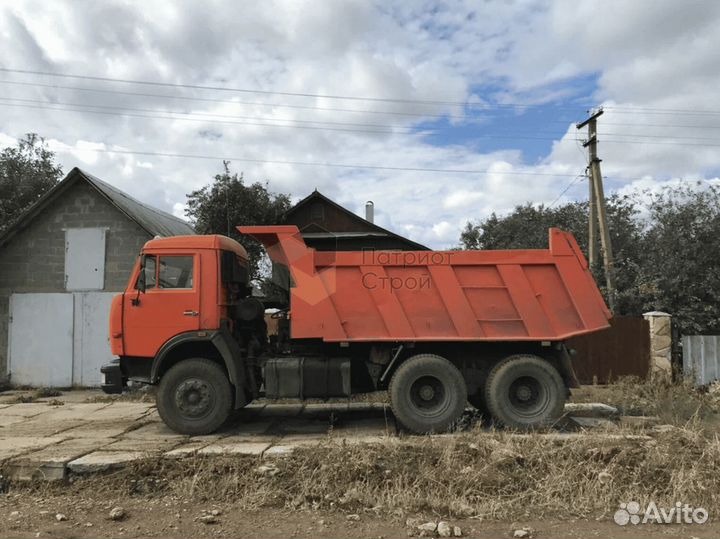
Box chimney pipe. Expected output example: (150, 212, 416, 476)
(365, 200, 374, 223)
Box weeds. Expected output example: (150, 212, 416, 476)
(572, 375, 720, 427)
(5, 387, 63, 403)
(24, 423, 720, 521)
(84, 385, 156, 404)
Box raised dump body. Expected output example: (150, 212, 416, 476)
(239, 225, 611, 343)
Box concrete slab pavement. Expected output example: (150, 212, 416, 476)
(0, 389, 641, 481)
(198, 441, 272, 456)
(67, 451, 149, 473)
(5, 438, 111, 481)
(0, 436, 67, 462)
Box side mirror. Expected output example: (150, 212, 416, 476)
(132, 256, 147, 305)
(137, 255, 148, 293)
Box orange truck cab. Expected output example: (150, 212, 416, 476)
(102, 227, 610, 435)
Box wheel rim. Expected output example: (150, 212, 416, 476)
(174, 378, 214, 419)
(409, 375, 451, 417)
(507, 375, 549, 418)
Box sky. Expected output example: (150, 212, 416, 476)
(1, 0, 719, 248)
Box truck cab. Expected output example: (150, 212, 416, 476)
(102, 234, 263, 433)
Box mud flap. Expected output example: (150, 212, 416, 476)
(558, 344, 581, 388)
(211, 329, 248, 409)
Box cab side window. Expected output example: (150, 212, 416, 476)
(135, 255, 157, 290)
(158, 256, 194, 289)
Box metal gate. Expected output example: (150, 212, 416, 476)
(72, 292, 116, 386)
(683, 335, 720, 386)
(8, 294, 74, 387)
(8, 292, 116, 387)
(567, 316, 651, 384)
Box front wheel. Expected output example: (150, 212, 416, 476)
(389, 354, 467, 434)
(484, 354, 565, 430)
(157, 358, 232, 435)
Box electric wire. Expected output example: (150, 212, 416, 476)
(45, 144, 586, 177)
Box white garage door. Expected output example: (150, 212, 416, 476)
(8, 292, 116, 387)
(73, 292, 116, 386)
(8, 293, 74, 387)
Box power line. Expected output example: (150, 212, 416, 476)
(547, 174, 586, 208)
(46, 144, 586, 177)
(598, 138, 720, 148)
(0, 95, 582, 136)
(8, 98, 720, 147)
(604, 107, 720, 117)
(0, 79, 469, 122)
(0, 67, 596, 111)
(0, 101, 409, 136)
(0, 95, 416, 131)
(7, 67, 720, 118)
(0, 67, 493, 108)
(0, 100, 588, 143)
(601, 121, 720, 130)
(9, 78, 720, 132)
(598, 132, 720, 142)
(6, 90, 717, 141)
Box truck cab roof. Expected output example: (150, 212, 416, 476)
(143, 234, 248, 259)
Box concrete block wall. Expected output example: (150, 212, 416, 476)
(0, 181, 151, 384)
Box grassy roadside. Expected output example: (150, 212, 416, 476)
(12, 421, 719, 522)
(570, 376, 720, 428)
(4, 376, 720, 524)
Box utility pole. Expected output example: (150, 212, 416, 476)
(576, 108, 617, 313)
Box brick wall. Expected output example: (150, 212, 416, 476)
(0, 181, 151, 383)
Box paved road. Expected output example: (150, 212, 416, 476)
(0, 390, 623, 481)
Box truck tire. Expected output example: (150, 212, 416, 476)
(157, 358, 232, 435)
(389, 354, 467, 434)
(484, 354, 565, 430)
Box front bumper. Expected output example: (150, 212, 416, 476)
(100, 359, 124, 394)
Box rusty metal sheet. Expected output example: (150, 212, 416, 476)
(568, 317, 650, 384)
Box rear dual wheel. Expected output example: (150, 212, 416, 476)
(484, 354, 566, 430)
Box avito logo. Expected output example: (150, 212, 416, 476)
(614, 501, 708, 525)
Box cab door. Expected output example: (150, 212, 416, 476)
(123, 252, 201, 357)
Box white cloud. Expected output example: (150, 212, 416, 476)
(1, 0, 719, 249)
(443, 190, 484, 210)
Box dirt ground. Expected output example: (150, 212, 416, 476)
(1, 496, 718, 539)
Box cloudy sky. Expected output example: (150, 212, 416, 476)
(1, 0, 719, 248)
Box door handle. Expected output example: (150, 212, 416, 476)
(183, 310, 199, 317)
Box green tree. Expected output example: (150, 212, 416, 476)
(639, 183, 720, 334)
(0, 133, 63, 233)
(185, 161, 291, 278)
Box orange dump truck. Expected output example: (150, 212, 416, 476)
(102, 226, 611, 434)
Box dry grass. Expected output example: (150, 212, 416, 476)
(5, 387, 63, 403)
(572, 376, 720, 427)
(19, 422, 720, 521)
(84, 385, 156, 403)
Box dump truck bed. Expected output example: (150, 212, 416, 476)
(240, 226, 611, 342)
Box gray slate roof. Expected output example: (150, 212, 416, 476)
(79, 169, 194, 237)
(0, 167, 194, 248)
